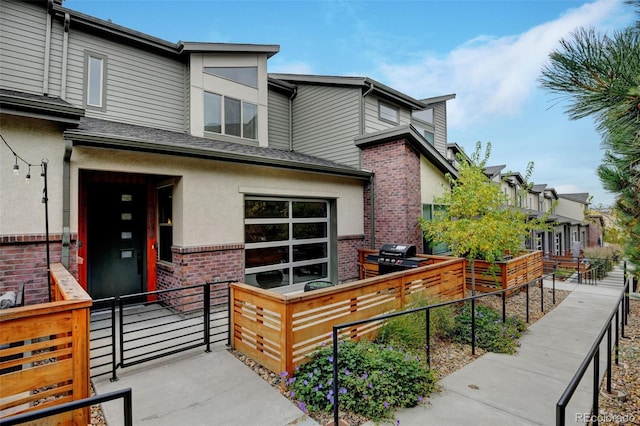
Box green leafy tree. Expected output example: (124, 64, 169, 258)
(538, 2, 640, 274)
(419, 142, 550, 294)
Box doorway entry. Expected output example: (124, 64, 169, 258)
(87, 183, 146, 299)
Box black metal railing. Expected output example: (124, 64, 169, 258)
(555, 265, 631, 425)
(89, 280, 234, 380)
(0, 388, 133, 426)
(328, 272, 558, 426)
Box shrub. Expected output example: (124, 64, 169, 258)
(376, 293, 455, 351)
(283, 339, 436, 422)
(451, 304, 526, 354)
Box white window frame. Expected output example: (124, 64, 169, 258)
(84, 52, 107, 110)
(204, 91, 258, 140)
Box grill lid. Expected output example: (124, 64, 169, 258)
(379, 243, 416, 258)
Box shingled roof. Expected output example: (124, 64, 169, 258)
(64, 117, 371, 179)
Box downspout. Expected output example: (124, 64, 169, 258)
(60, 13, 70, 99)
(43, 0, 53, 95)
(288, 87, 297, 151)
(361, 82, 376, 248)
(61, 139, 72, 268)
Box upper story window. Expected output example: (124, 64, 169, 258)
(412, 108, 433, 124)
(379, 101, 399, 124)
(85, 52, 107, 110)
(204, 92, 258, 139)
(204, 67, 258, 88)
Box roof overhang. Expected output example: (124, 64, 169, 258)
(64, 129, 371, 181)
(179, 42, 279, 58)
(354, 125, 458, 177)
(0, 90, 84, 125)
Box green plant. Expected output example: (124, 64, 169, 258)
(283, 339, 436, 422)
(376, 293, 455, 351)
(451, 304, 527, 354)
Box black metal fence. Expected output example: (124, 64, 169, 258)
(555, 266, 631, 425)
(0, 388, 133, 426)
(328, 272, 557, 426)
(89, 280, 233, 381)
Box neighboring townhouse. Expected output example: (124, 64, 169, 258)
(556, 193, 591, 253)
(0, 0, 458, 302)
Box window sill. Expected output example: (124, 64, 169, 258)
(157, 260, 174, 273)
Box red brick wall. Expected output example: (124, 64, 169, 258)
(0, 233, 78, 305)
(361, 139, 423, 251)
(338, 234, 366, 281)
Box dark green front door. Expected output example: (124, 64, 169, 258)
(88, 183, 146, 299)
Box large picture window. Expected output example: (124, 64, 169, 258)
(205, 92, 257, 140)
(422, 204, 450, 255)
(244, 198, 330, 290)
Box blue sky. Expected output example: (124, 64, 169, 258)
(65, 0, 635, 207)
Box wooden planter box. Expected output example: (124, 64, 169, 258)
(466, 251, 543, 293)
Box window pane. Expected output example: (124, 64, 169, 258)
(379, 102, 398, 123)
(88, 56, 103, 106)
(204, 67, 258, 88)
(245, 200, 288, 218)
(293, 223, 326, 240)
(292, 201, 326, 218)
(246, 269, 288, 289)
(204, 92, 222, 133)
(293, 243, 327, 262)
(293, 263, 328, 283)
(245, 224, 288, 243)
(245, 247, 289, 268)
(412, 108, 433, 124)
(225, 97, 241, 136)
(243, 102, 257, 139)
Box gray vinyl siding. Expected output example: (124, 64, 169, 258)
(0, 0, 47, 95)
(364, 96, 411, 134)
(433, 102, 447, 156)
(65, 30, 186, 131)
(47, 19, 65, 98)
(292, 85, 360, 167)
(268, 89, 291, 151)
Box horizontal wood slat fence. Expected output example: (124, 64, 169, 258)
(231, 255, 466, 375)
(0, 263, 92, 425)
(466, 251, 543, 293)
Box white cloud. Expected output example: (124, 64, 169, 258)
(377, 0, 624, 129)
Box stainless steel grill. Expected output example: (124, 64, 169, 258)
(366, 243, 431, 274)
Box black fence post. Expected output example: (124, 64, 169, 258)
(111, 297, 118, 382)
(606, 324, 612, 393)
(552, 267, 556, 305)
(471, 298, 476, 356)
(227, 285, 232, 347)
(118, 297, 125, 369)
(204, 283, 211, 353)
(425, 308, 431, 367)
(332, 327, 340, 426)
(540, 278, 544, 314)
(615, 309, 620, 365)
(593, 348, 600, 426)
(525, 284, 530, 323)
(502, 292, 506, 323)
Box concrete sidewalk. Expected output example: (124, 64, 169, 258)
(92, 345, 317, 426)
(92, 267, 626, 426)
(374, 267, 626, 425)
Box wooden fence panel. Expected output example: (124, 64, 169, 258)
(232, 256, 466, 374)
(0, 264, 91, 425)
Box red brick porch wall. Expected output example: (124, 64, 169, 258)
(338, 234, 366, 282)
(361, 138, 423, 251)
(0, 233, 78, 305)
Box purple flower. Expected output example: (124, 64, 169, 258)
(383, 401, 390, 409)
(289, 390, 295, 398)
(321, 341, 327, 347)
(308, 372, 314, 379)
(368, 382, 373, 389)
(280, 371, 289, 378)
(327, 356, 333, 363)
(362, 372, 369, 380)
(418, 396, 424, 403)
(314, 368, 319, 374)
(303, 380, 308, 386)
(297, 401, 307, 413)
(339, 387, 347, 394)
(313, 386, 319, 392)
(344, 368, 350, 376)
(318, 383, 323, 389)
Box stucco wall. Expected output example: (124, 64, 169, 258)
(420, 157, 448, 205)
(70, 146, 365, 247)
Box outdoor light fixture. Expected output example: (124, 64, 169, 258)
(25, 165, 31, 183)
(13, 157, 19, 175)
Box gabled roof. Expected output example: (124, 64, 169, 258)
(530, 184, 547, 194)
(558, 193, 590, 204)
(269, 74, 427, 110)
(544, 188, 558, 199)
(64, 117, 371, 180)
(353, 125, 458, 177)
(483, 165, 506, 179)
(501, 172, 525, 186)
(0, 89, 84, 125)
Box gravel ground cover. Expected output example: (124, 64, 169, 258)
(599, 299, 640, 426)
